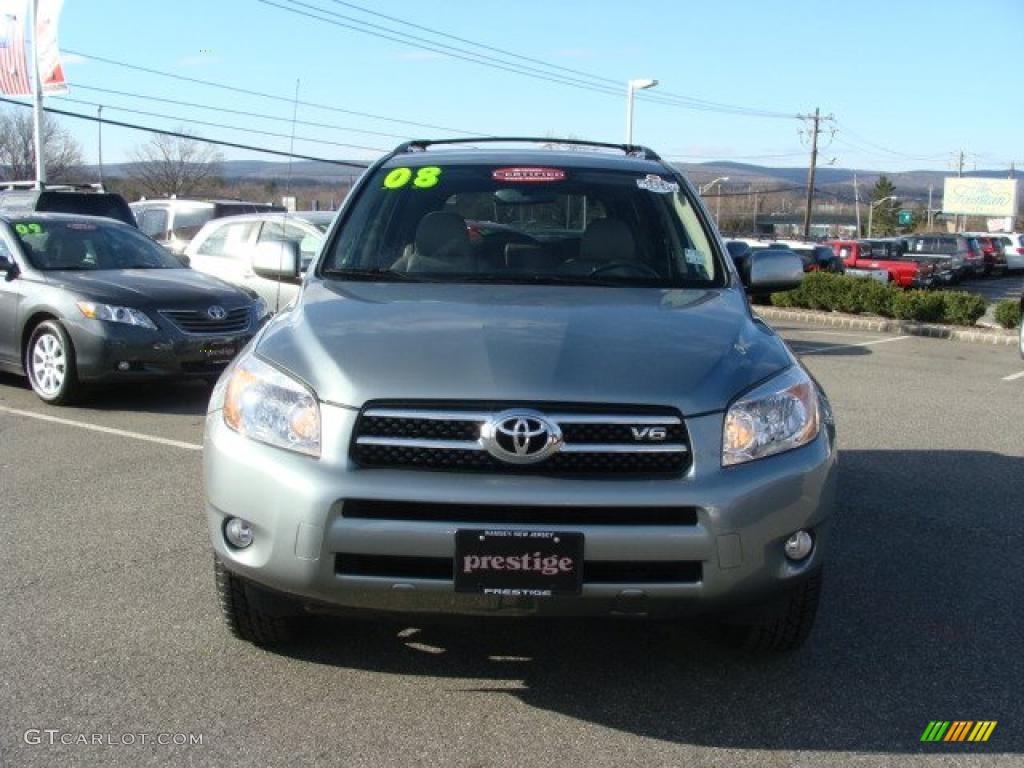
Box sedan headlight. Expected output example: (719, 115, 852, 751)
(723, 366, 820, 466)
(221, 355, 320, 457)
(77, 301, 156, 330)
(252, 296, 270, 320)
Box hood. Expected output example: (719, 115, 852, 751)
(256, 281, 793, 414)
(46, 268, 251, 308)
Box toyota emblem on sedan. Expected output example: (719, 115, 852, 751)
(481, 409, 563, 465)
(207, 305, 228, 321)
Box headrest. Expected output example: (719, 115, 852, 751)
(580, 218, 635, 263)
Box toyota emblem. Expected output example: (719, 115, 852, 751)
(480, 409, 562, 465)
(207, 305, 228, 321)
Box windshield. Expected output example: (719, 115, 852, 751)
(12, 219, 186, 270)
(321, 163, 723, 287)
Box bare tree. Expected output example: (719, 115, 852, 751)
(0, 109, 84, 182)
(128, 129, 224, 197)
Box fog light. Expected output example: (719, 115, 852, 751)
(224, 517, 254, 549)
(784, 530, 813, 561)
(117, 360, 130, 371)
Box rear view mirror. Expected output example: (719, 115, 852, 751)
(747, 249, 803, 291)
(253, 241, 301, 282)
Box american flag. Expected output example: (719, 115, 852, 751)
(0, 1, 31, 96)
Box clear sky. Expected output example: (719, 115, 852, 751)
(23, 0, 1024, 174)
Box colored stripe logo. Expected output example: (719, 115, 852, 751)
(921, 721, 997, 742)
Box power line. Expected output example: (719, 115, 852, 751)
(0, 95, 369, 168)
(262, 0, 798, 119)
(72, 83, 414, 141)
(52, 95, 388, 153)
(62, 48, 480, 136)
(317, 0, 794, 117)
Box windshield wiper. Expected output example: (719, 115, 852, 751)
(321, 267, 431, 282)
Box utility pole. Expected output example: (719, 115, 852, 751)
(799, 108, 834, 238)
(956, 149, 965, 231)
(97, 106, 104, 186)
(853, 173, 861, 236)
(927, 185, 933, 230)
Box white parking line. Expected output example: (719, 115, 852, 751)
(1002, 370, 1024, 382)
(793, 335, 911, 355)
(0, 405, 202, 451)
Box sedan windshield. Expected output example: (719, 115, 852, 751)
(322, 163, 723, 287)
(12, 219, 185, 270)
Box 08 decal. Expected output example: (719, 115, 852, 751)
(383, 166, 442, 190)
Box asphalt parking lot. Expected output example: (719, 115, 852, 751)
(1, 325, 1021, 768)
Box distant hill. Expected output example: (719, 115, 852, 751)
(74, 158, 1017, 205)
(675, 161, 1018, 204)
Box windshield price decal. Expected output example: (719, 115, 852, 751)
(383, 166, 442, 190)
(14, 223, 43, 235)
(492, 167, 565, 183)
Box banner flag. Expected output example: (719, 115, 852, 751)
(0, 0, 31, 96)
(35, 0, 66, 94)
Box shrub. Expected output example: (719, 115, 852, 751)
(892, 290, 946, 322)
(940, 292, 988, 327)
(766, 273, 988, 326)
(993, 298, 1021, 329)
(858, 279, 898, 317)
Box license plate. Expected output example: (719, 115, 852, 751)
(454, 529, 584, 597)
(203, 343, 236, 362)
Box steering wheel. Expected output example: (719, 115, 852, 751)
(588, 261, 661, 278)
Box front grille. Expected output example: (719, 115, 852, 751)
(343, 500, 698, 526)
(336, 554, 701, 584)
(352, 404, 691, 476)
(159, 307, 250, 335)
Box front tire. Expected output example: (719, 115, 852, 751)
(25, 320, 80, 405)
(214, 557, 296, 646)
(720, 570, 823, 652)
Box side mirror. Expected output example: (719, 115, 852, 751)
(253, 241, 301, 282)
(0, 252, 17, 277)
(747, 249, 804, 291)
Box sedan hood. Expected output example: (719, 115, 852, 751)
(256, 281, 793, 414)
(46, 268, 251, 308)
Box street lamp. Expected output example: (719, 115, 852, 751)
(867, 195, 898, 238)
(625, 78, 658, 144)
(700, 177, 730, 223)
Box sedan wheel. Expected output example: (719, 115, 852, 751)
(26, 321, 79, 404)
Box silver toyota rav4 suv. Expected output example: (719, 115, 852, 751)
(206, 138, 838, 652)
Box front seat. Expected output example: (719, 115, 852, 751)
(564, 217, 636, 274)
(48, 236, 89, 270)
(393, 211, 474, 273)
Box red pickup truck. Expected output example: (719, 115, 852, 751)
(828, 239, 937, 288)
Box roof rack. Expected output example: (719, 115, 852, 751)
(393, 137, 661, 161)
(0, 181, 107, 193)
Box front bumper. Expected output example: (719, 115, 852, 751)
(67, 317, 260, 382)
(205, 405, 839, 618)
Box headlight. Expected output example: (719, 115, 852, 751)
(723, 366, 820, 466)
(77, 301, 156, 330)
(252, 296, 270, 320)
(222, 355, 320, 457)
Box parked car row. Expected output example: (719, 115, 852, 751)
(131, 198, 285, 256)
(727, 231, 1023, 292)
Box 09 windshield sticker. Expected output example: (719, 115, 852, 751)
(383, 166, 442, 190)
(492, 167, 566, 183)
(14, 223, 43, 235)
(636, 174, 679, 194)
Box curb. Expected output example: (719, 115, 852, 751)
(755, 306, 1020, 346)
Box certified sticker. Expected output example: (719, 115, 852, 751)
(492, 167, 566, 183)
(636, 174, 679, 194)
